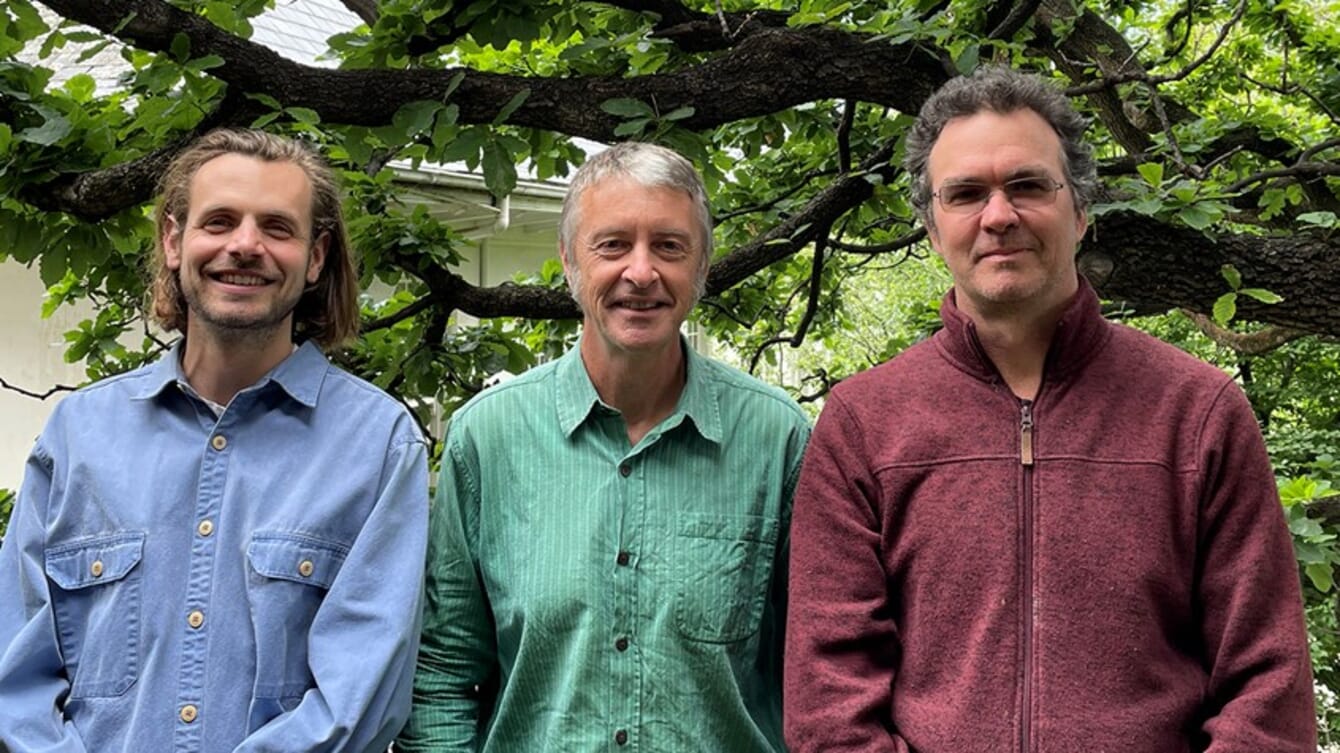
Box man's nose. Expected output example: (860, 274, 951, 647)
(978, 189, 1020, 232)
(622, 243, 659, 288)
(226, 218, 263, 255)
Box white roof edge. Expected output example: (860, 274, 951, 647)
(388, 162, 569, 200)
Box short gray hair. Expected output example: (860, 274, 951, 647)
(559, 142, 713, 287)
(903, 66, 1097, 225)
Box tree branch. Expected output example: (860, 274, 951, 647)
(1, 376, 78, 401)
(30, 0, 946, 220)
(1181, 312, 1310, 356)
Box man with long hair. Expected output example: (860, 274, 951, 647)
(0, 129, 429, 752)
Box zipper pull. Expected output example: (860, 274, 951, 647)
(1019, 401, 1034, 466)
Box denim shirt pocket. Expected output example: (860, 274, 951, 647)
(245, 532, 349, 700)
(673, 513, 780, 644)
(44, 531, 146, 699)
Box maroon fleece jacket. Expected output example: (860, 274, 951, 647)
(785, 280, 1315, 753)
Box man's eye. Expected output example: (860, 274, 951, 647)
(593, 239, 627, 254)
(202, 217, 233, 231)
(1007, 178, 1053, 198)
(942, 184, 989, 205)
(656, 241, 689, 256)
(266, 224, 295, 239)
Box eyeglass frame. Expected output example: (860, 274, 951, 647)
(931, 176, 1067, 215)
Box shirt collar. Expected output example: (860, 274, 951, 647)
(555, 336, 723, 444)
(131, 339, 328, 408)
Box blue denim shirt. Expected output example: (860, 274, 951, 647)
(0, 341, 429, 752)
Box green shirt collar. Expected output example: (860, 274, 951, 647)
(554, 336, 723, 444)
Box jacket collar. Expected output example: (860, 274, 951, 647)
(933, 275, 1112, 385)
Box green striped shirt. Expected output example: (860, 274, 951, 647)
(399, 339, 810, 752)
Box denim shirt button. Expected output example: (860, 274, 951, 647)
(187, 610, 205, 629)
(197, 519, 214, 537)
(89, 560, 104, 578)
(210, 435, 227, 451)
(297, 560, 315, 578)
(179, 705, 198, 723)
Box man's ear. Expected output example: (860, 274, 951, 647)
(1075, 208, 1089, 238)
(306, 231, 329, 285)
(163, 215, 183, 271)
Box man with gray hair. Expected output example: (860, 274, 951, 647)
(785, 66, 1314, 752)
(399, 142, 810, 751)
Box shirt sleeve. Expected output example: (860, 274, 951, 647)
(783, 394, 909, 753)
(0, 439, 90, 753)
(395, 426, 498, 753)
(1195, 382, 1316, 752)
(234, 432, 430, 753)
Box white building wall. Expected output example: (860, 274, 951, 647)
(0, 261, 94, 491)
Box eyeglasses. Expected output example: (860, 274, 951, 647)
(933, 177, 1066, 214)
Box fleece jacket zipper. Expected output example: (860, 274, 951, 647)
(1019, 399, 1035, 753)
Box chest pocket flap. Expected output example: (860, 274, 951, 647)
(46, 532, 146, 589)
(248, 532, 348, 589)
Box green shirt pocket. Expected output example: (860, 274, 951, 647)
(673, 513, 779, 644)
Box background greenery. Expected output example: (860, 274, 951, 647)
(2, 0, 1338, 743)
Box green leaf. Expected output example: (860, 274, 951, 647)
(600, 98, 653, 118)
(393, 100, 440, 137)
(186, 54, 225, 72)
(1176, 204, 1215, 230)
(954, 43, 980, 75)
(0, 123, 12, 155)
(1297, 211, 1338, 227)
(1136, 162, 1164, 186)
(1219, 263, 1241, 291)
(1211, 292, 1236, 326)
(285, 107, 321, 125)
(613, 118, 650, 137)
(492, 87, 531, 126)
(17, 106, 71, 146)
(481, 139, 518, 199)
(439, 127, 487, 164)
(247, 92, 283, 110)
(39, 246, 69, 287)
(443, 71, 467, 100)
(662, 106, 695, 122)
(63, 73, 96, 102)
(1238, 288, 1282, 304)
(1305, 562, 1334, 593)
(170, 32, 190, 61)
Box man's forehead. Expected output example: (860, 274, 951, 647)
(185, 153, 313, 215)
(928, 108, 1065, 177)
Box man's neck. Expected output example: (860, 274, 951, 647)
(580, 337, 686, 447)
(964, 299, 1067, 402)
(180, 326, 296, 407)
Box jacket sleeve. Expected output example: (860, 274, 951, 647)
(783, 394, 909, 753)
(1196, 382, 1316, 752)
(235, 432, 430, 753)
(0, 439, 90, 753)
(395, 426, 498, 753)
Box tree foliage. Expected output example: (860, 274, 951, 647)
(4, 0, 1340, 734)
(2, 0, 1339, 434)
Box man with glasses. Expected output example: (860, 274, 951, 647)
(784, 66, 1314, 752)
